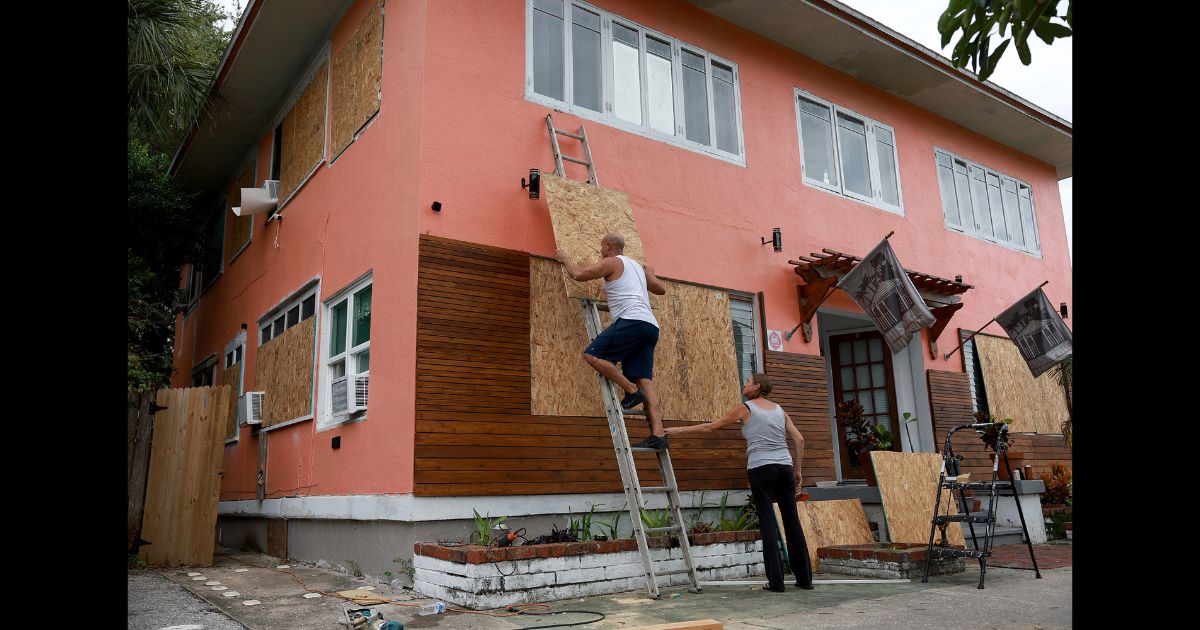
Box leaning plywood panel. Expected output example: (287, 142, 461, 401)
(795, 499, 874, 571)
(975, 333, 1068, 435)
(140, 386, 230, 566)
(871, 451, 965, 546)
(220, 363, 241, 440)
(253, 318, 316, 427)
(530, 257, 607, 417)
(654, 282, 741, 421)
(542, 174, 646, 301)
(279, 61, 328, 202)
(354, 1, 383, 132)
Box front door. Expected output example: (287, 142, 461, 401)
(830, 330, 901, 480)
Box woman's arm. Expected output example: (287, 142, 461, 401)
(663, 403, 748, 437)
(784, 411, 806, 487)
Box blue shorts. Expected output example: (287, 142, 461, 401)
(584, 318, 660, 382)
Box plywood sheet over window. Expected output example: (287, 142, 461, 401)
(279, 62, 329, 202)
(253, 318, 316, 427)
(331, 0, 384, 159)
(219, 363, 241, 440)
(228, 162, 255, 261)
(529, 257, 740, 421)
(974, 333, 1067, 434)
(542, 174, 647, 301)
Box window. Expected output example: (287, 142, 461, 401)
(961, 333, 990, 414)
(191, 356, 217, 387)
(796, 91, 903, 213)
(935, 148, 1041, 255)
(730, 295, 759, 388)
(528, 0, 745, 162)
(270, 123, 282, 181)
(321, 275, 372, 426)
(183, 263, 204, 310)
(259, 286, 318, 346)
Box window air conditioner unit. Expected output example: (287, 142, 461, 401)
(238, 391, 266, 425)
(233, 180, 281, 217)
(331, 373, 369, 415)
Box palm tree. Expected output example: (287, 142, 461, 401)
(127, 0, 237, 152)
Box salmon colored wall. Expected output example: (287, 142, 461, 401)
(174, 0, 429, 500)
(413, 0, 1071, 372)
(177, 0, 1071, 501)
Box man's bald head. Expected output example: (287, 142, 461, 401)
(602, 233, 625, 254)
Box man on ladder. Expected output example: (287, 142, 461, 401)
(557, 233, 670, 449)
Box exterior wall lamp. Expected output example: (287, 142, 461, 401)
(761, 228, 782, 253)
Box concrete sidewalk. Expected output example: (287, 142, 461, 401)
(135, 547, 1070, 629)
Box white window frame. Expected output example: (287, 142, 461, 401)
(525, 0, 746, 166)
(318, 272, 373, 430)
(191, 354, 218, 388)
(934, 146, 1042, 256)
(258, 282, 320, 348)
(794, 89, 905, 215)
(729, 292, 764, 387)
(227, 154, 256, 265)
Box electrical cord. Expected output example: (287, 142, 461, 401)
(508, 606, 608, 628)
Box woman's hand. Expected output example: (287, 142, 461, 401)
(794, 468, 804, 488)
(663, 427, 678, 436)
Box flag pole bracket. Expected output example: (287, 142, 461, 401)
(927, 302, 965, 360)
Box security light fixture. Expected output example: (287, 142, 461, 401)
(431, 201, 443, 212)
(1060, 302, 1068, 319)
(955, 275, 963, 283)
(522, 168, 541, 199)
(761, 228, 782, 253)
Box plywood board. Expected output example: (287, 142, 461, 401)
(139, 386, 231, 566)
(871, 451, 965, 546)
(654, 282, 741, 421)
(353, 1, 383, 132)
(228, 162, 254, 259)
(329, 38, 356, 159)
(253, 318, 316, 427)
(542, 174, 646, 300)
(530, 257, 606, 416)
(279, 61, 328, 201)
(529, 258, 740, 421)
(975, 333, 1068, 434)
(220, 363, 241, 440)
(795, 499, 874, 571)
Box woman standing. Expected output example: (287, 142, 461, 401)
(663, 373, 814, 592)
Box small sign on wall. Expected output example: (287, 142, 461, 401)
(767, 329, 784, 352)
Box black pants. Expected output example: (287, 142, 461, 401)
(748, 463, 813, 590)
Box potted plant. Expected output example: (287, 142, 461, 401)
(973, 411, 1023, 480)
(838, 400, 893, 486)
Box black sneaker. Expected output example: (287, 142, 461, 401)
(795, 582, 814, 590)
(632, 434, 669, 450)
(621, 389, 647, 410)
(765, 585, 786, 593)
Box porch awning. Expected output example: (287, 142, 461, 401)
(787, 248, 973, 357)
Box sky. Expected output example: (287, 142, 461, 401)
(213, 0, 1072, 259)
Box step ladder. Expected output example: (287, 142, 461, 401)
(580, 299, 702, 598)
(546, 114, 599, 185)
(922, 422, 1042, 589)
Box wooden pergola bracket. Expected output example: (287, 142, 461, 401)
(927, 302, 965, 359)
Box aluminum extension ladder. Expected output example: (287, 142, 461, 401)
(579, 299, 701, 598)
(546, 114, 599, 185)
(922, 422, 1042, 589)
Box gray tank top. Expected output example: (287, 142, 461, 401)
(741, 401, 793, 470)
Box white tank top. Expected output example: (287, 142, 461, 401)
(604, 255, 659, 328)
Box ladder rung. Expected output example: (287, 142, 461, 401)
(934, 515, 993, 524)
(555, 129, 584, 140)
(631, 446, 666, 453)
(645, 525, 681, 534)
(622, 408, 648, 416)
(640, 486, 677, 493)
(561, 155, 592, 166)
(652, 568, 692, 577)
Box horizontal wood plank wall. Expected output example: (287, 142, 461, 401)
(764, 351, 835, 483)
(926, 370, 1071, 479)
(414, 236, 752, 496)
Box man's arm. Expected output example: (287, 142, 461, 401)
(644, 264, 667, 295)
(557, 250, 619, 282)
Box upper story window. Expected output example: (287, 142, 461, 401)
(528, 0, 745, 163)
(934, 148, 1041, 255)
(259, 289, 317, 346)
(795, 90, 903, 214)
(730, 294, 761, 387)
